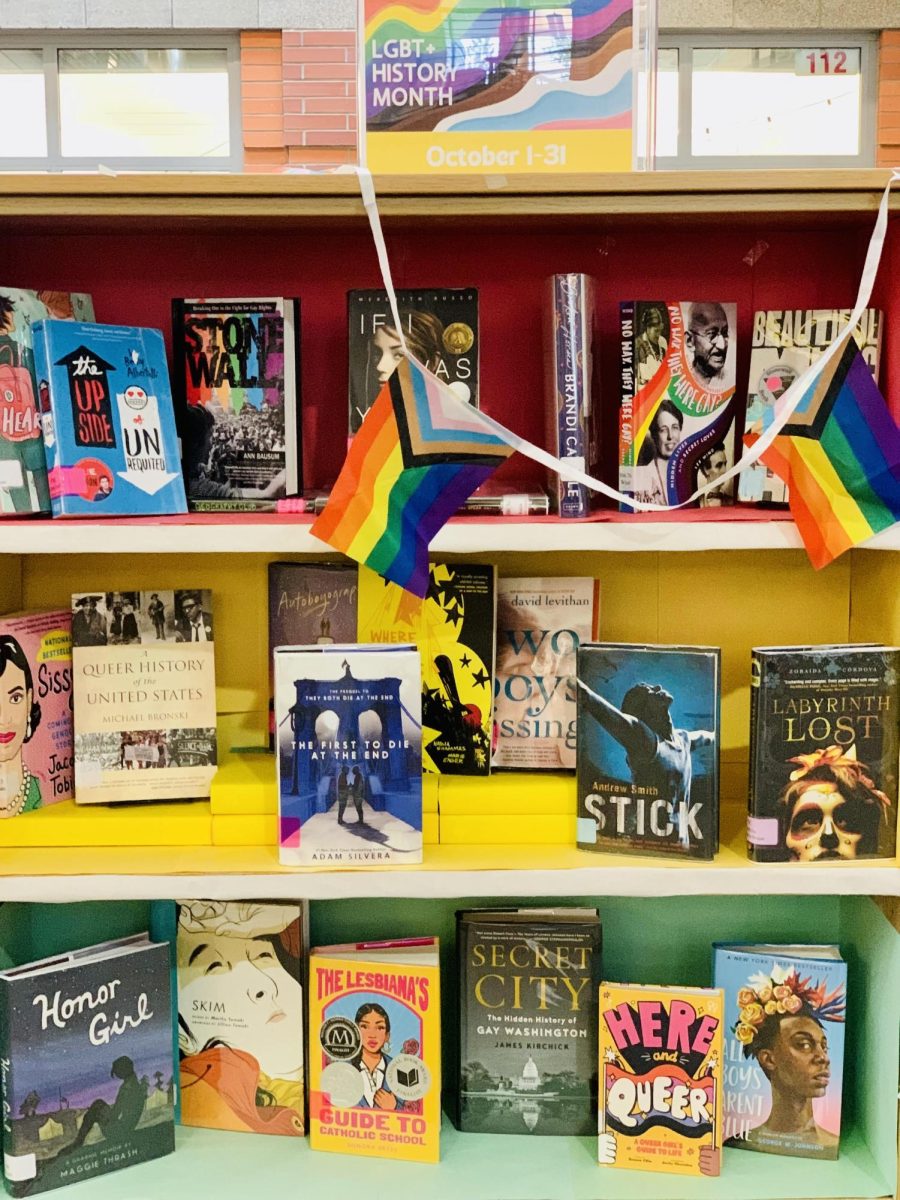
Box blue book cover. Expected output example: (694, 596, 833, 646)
(31, 321, 186, 518)
(274, 643, 422, 867)
(0, 937, 175, 1196)
(576, 642, 720, 859)
(713, 944, 846, 1161)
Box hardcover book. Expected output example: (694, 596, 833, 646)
(576, 643, 720, 859)
(619, 301, 738, 509)
(456, 908, 601, 1136)
(71, 589, 217, 804)
(348, 289, 478, 435)
(275, 644, 422, 866)
(713, 944, 846, 1160)
(748, 644, 899, 862)
(0, 610, 73, 819)
(598, 982, 724, 1176)
(308, 938, 441, 1163)
(175, 900, 307, 1136)
(31, 320, 187, 518)
(0, 288, 94, 516)
(545, 274, 596, 517)
(172, 298, 301, 509)
(0, 936, 174, 1197)
(739, 309, 883, 505)
(358, 563, 496, 776)
(494, 577, 600, 771)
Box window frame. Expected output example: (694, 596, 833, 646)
(0, 31, 243, 173)
(655, 30, 878, 170)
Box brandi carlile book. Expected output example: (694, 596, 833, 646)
(713, 944, 846, 1160)
(494, 577, 600, 771)
(747, 644, 899, 862)
(0, 935, 174, 1197)
(175, 900, 307, 1136)
(619, 301, 738, 510)
(348, 289, 478, 435)
(172, 297, 301, 510)
(576, 643, 720, 859)
(275, 644, 422, 866)
(0, 610, 73, 819)
(456, 908, 601, 1136)
(308, 938, 441, 1163)
(545, 274, 596, 517)
(358, 563, 496, 776)
(598, 983, 724, 1176)
(71, 589, 217, 805)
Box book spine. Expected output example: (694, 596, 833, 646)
(285, 298, 302, 497)
(31, 322, 62, 518)
(0, 977, 19, 1195)
(148, 901, 181, 1123)
(747, 652, 764, 862)
(455, 922, 467, 1130)
(618, 301, 636, 512)
(554, 275, 590, 518)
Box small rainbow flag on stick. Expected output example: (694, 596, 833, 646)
(748, 338, 900, 569)
(312, 356, 512, 596)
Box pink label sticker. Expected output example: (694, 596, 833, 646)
(748, 815, 780, 847)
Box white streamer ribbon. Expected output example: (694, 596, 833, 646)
(356, 165, 900, 513)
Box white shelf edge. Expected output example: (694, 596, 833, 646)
(0, 520, 896, 555)
(2, 863, 897, 903)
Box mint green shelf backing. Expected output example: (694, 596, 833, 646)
(0, 893, 895, 1199)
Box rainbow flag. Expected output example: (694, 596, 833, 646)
(312, 356, 511, 596)
(748, 338, 900, 568)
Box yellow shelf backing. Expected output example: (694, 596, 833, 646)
(0, 799, 213, 847)
(440, 813, 575, 845)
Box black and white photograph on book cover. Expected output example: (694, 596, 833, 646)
(70, 591, 213, 647)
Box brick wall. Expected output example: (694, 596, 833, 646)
(240, 28, 357, 172)
(878, 31, 900, 167)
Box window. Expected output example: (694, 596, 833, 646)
(655, 33, 876, 169)
(0, 36, 241, 172)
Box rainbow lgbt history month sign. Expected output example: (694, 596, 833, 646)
(361, 0, 634, 174)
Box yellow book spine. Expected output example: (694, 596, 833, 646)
(212, 814, 278, 846)
(439, 814, 574, 845)
(438, 772, 573, 815)
(0, 799, 213, 847)
(210, 753, 277, 815)
(308, 954, 441, 1163)
(598, 983, 724, 1176)
(422, 776, 439, 815)
(423, 813, 439, 845)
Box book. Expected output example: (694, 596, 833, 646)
(0, 610, 73, 818)
(348, 289, 478, 435)
(308, 937, 441, 1163)
(0, 935, 174, 1196)
(31, 320, 186, 518)
(738, 309, 883, 505)
(0, 288, 94, 516)
(576, 643, 720, 859)
(358, 563, 496, 776)
(545, 274, 596, 517)
(456, 908, 601, 1135)
(619, 302, 738, 509)
(713, 943, 846, 1160)
(598, 982, 724, 1176)
(172, 297, 301, 509)
(175, 900, 308, 1136)
(457, 480, 550, 516)
(71, 588, 217, 804)
(275, 644, 422, 866)
(494, 577, 600, 771)
(747, 644, 899, 862)
(267, 561, 359, 746)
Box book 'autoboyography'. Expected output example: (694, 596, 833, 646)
(576, 643, 720, 859)
(275, 644, 422, 866)
(456, 908, 601, 1136)
(172, 297, 301, 510)
(308, 938, 441, 1163)
(747, 644, 898, 862)
(175, 900, 307, 1136)
(598, 983, 724, 1176)
(348, 289, 478, 435)
(713, 943, 846, 1160)
(0, 610, 73, 819)
(0, 288, 94, 515)
(0, 936, 174, 1197)
(493, 577, 600, 771)
(71, 589, 217, 804)
(31, 320, 186, 517)
(619, 302, 738, 509)
(739, 308, 883, 505)
(358, 563, 496, 775)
